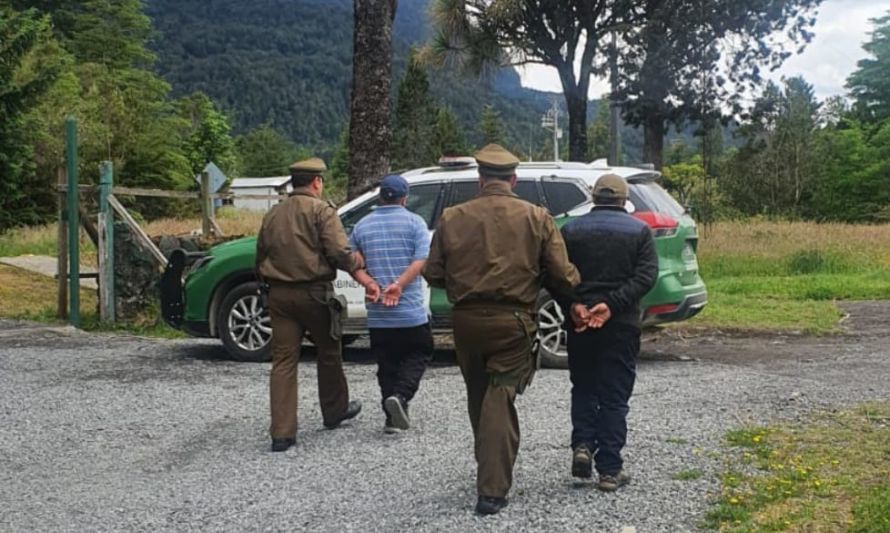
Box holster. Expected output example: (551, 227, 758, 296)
(514, 311, 539, 395)
(328, 293, 348, 341)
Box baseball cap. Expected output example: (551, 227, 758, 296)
(379, 174, 409, 201)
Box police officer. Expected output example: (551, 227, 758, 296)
(256, 157, 364, 453)
(559, 174, 658, 491)
(423, 144, 580, 515)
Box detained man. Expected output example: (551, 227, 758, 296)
(349, 175, 434, 434)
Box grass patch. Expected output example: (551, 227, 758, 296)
(666, 436, 689, 445)
(706, 404, 890, 531)
(674, 469, 704, 481)
(683, 292, 844, 335)
(0, 264, 185, 339)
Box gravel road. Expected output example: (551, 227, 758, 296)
(1, 303, 888, 532)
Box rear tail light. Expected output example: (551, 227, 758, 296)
(633, 212, 679, 237)
(646, 303, 680, 316)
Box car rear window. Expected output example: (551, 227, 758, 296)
(629, 182, 685, 218)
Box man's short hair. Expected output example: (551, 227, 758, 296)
(290, 173, 319, 187)
(593, 194, 626, 206)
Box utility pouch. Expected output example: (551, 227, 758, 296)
(328, 293, 348, 341)
(258, 282, 270, 310)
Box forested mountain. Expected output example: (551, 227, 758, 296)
(144, 0, 560, 152)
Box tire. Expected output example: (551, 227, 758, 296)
(218, 281, 272, 362)
(535, 292, 569, 369)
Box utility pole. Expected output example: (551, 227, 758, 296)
(609, 31, 622, 166)
(541, 98, 562, 162)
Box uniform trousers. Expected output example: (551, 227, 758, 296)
(452, 306, 536, 498)
(567, 321, 640, 475)
(268, 282, 349, 438)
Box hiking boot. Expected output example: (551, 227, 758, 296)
(475, 496, 508, 515)
(270, 437, 295, 452)
(572, 445, 593, 479)
(597, 470, 631, 492)
(323, 400, 362, 429)
(384, 395, 410, 430)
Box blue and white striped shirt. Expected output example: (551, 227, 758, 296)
(349, 205, 431, 328)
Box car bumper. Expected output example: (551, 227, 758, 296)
(641, 291, 708, 327)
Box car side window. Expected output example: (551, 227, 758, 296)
(514, 180, 543, 206)
(447, 178, 543, 209)
(405, 183, 444, 228)
(447, 181, 480, 208)
(541, 181, 588, 215)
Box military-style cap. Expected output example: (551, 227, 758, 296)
(593, 173, 628, 199)
(289, 157, 327, 175)
(474, 143, 520, 177)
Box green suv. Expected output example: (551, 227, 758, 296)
(160, 160, 707, 368)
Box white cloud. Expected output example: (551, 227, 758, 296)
(517, 0, 890, 101)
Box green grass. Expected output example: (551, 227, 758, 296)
(706, 404, 890, 531)
(666, 436, 689, 445)
(0, 264, 185, 339)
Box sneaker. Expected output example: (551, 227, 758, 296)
(383, 420, 401, 434)
(475, 496, 508, 515)
(323, 400, 362, 429)
(270, 437, 295, 452)
(597, 470, 631, 492)
(384, 395, 410, 430)
(572, 445, 593, 479)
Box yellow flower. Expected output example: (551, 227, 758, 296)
(814, 480, 822, 488)
(752, 435, 762, 443)
(729, 497, 739, 505)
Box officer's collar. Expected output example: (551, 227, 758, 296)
(479, 180, 517, 197)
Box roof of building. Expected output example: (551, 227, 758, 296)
(230, 176, 291, 189)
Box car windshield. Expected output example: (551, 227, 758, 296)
(629, 182, 685, 218)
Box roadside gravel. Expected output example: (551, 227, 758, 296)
(1, 305, 888, 532)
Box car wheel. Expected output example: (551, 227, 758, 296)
(218, 282, 272, 362)
(535, 293, 569, 369)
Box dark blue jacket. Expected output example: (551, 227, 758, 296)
(559, 206, 659, 326)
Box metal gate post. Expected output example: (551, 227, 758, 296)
(65, 117, 80, 327)
(98, 161, 115, 322)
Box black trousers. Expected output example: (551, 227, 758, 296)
(566, 322, 640, 476)
(369, 323, 434, 415)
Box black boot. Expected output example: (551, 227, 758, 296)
(475, 496, 508, 515)
(270, 438, 295, 452)
(324, 400, 362, 429)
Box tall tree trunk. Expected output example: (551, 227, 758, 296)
(347, 0, 396, 200)
(565, 88, 589, 162)
(643, 116, 665, 170)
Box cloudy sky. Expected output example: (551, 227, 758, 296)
(518, 0, 890, 101)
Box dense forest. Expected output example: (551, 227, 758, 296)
(1, 1, 889, 231)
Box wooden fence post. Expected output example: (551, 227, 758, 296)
(65, 116, 80, 327)
(57, 168, 68, 320)
(98, 161, 115, 322)
(201, 171, 212, 237)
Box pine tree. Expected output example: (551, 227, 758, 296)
(847, 14, 890, 124)
(434, 107, 468, 157)
(479, 104, 505, 145)
(392, 49, 438, 169)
